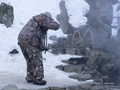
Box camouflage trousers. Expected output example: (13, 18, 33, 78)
(19, 43, 44, 82)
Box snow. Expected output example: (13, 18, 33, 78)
(64, 0, 89, 28)
(0, 0, 10, 4)
(0, 0, 92, 89)
(112, 3, 120, 37)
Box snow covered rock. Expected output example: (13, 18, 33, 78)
(57, 1, 75, 34)
(0, 2, 14, 27)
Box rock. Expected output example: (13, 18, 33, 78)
(84, 48, 118, 80)
(56, 65, 64, 71)
(68, 57, 88, 65)
(92, 85, 120, 90)
(44, 85, 92, 90)
(86, 49, 116, 72)
(101, 76, 112, 84)
(61, 60, 69, 64)
(2, 84, 20, 90)
(64, 65, 83, 73)
(79, 83, 92, 90)
(67, 85, 86, 90)
(49, 36, 58, 41)
(69, 74, 92, 81)
(9, 49, 19, 54)
(66, 83, 92, 90)
(56, 64, 83, 73)
(45, 87, 66, 90)
(101, 64, 115, 76)
(65, 48, 77, 55)
(0, 3, 14, 27)
(57, 1, 75, 34)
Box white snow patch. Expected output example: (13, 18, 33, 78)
(64, 0, 89, 28)
(0, 0, 10, 5)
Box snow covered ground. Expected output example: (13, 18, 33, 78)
(0, 0, 92, 89)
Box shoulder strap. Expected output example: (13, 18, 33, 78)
(33, 16, 48, 53)
(33, 16, 47, 34)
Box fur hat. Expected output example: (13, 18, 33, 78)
(44, 12, 52, 18)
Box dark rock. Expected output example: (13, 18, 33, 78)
(78, 83, 92, 90)
(0, 3, 14, 27)
(49, 36, 58, 41)
(64, 65, 83, 73)
(68, 57, 88, 65)
(56, 65, 64, 71)
(101, 76, 112, 84)
(101, 64, 115, 76)
(2, 84, 20, 90)
(61, 60, 69, 64)
(69, 74, 92, 81)
(9, 49, 19, 54)
(65, 48, 77, 55)
(56, 64, 83, 73)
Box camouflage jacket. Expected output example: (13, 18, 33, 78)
(18, 14, 60, 50)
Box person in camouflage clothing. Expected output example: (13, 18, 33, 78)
(18, 12, 60, 85)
